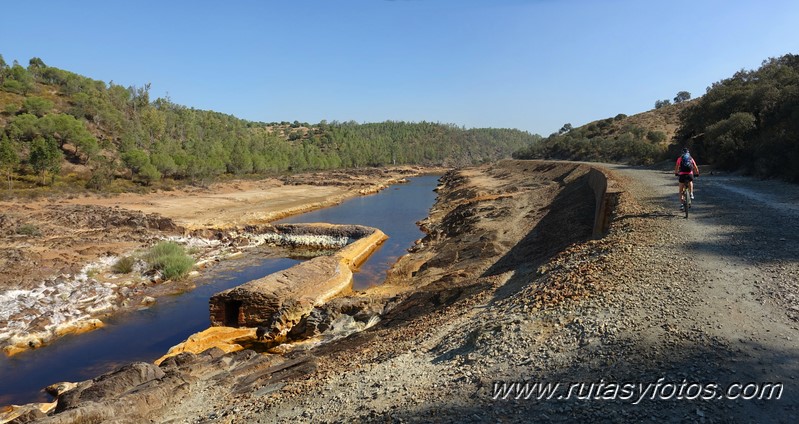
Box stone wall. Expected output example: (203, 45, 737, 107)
(587, 166, 622, 238)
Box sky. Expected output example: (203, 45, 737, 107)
(1, 0, 797, 135)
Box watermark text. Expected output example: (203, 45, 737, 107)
(492, 379, 783, 404)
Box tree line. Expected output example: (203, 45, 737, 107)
(674, 54, 799, 181)
(0, 55, 541, 189)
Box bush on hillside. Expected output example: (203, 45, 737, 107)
(112, 255, 136, 274)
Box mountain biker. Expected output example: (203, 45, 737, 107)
(674, 147, 700, 209)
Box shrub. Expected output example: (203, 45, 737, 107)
(22, 96, 53, 117)
(16, 223, 41, 236)
(144, 241, 194, 280)
(86, 169, 113, 190)
(655, 99, 671, 109)
(646, 130, 667, 143)
(3, 103, 19, 115)
(112, 256, 136, 274)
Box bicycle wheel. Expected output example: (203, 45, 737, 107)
(683, 193, 689, 218)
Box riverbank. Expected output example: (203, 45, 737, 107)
(0, 166, 436, 357)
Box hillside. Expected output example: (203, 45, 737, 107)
(515, 53, 799, 182)
(513, 100, 693, 165)
(676, 54, 799, 181)
(580, 100, 690, 144)
(0, 55, 541, 193)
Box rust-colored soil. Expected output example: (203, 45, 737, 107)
(0, 167, 427, 293)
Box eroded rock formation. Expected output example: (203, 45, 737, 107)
(208, 224, 386, 339)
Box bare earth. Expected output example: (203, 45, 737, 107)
(3, 160, 799, 423)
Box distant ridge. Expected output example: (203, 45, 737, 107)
(0, 55, 541, 192)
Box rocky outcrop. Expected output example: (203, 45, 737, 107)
(287, 296, 384, 340)
(192, 223, 375, 249)
(151, 224, 387, 365)
(24, 349, 289, 423)
(54, 362, 166, 413)
(0, 267, 115, 357)
(153, 327, 256, 365)
(208, 224, 386, 335)
(0, 402, 55, 423)
(44, 204, 181, 233)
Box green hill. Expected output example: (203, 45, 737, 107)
(0, 55, 541, 193)
(676, 54, 799, 181)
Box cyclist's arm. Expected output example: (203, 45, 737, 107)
(692, 160, 700, 176)
(675, 159, 681, 175)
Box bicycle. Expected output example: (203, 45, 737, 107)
(680, 186, 692, 218)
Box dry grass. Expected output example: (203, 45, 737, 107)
(580, 100, 694, 147)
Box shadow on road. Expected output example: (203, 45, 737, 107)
(682, 177, 799, 263)
(378, 336, 799, 423)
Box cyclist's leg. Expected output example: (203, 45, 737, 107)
(686, 172, 696, 200)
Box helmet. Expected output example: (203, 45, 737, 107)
(682, 147, 689, 154)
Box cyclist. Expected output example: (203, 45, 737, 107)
(674, 147, 700, 209)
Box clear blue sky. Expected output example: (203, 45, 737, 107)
(1, 0, 797, 135)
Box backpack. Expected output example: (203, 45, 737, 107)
(679, 153, 693, 173)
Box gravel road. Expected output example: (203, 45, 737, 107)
(589, 164, 799, 423)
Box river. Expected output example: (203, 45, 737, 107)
(0, 174, 439, 406)
(275, 174, 440, 290)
